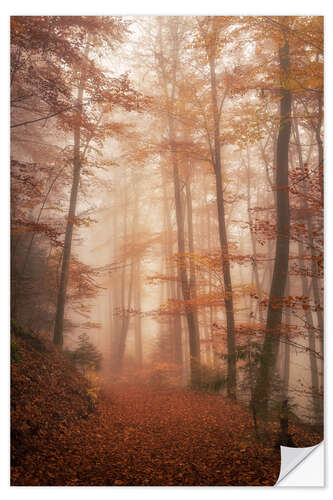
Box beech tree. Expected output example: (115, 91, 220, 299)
(252, 17, 292, 419)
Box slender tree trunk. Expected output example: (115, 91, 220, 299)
(292, 116, 323, 423)
(185, 175, 201, 358)
(253, 25, 292, 419)
(115, 256, 135, 374)
(206, 194, 216, 366)
(110, 183, 127, 373)
(134, 260, 143, 369)
(282, 277, 290, 399)
(245, 149, 264, 324)
(172, 153, 201, 383)
(110, 197, 121, 360)
(292, 117, 324, 358)
(107, 271, 114, 362)
(315, 93, 324, 206)
(53, 66, 86, 347)
(201, 182, 213, 365)
(161, 159, 183, 364)
(112, 176, 139, 375)
(157, 18, 200, 385)
(297, 240, 322, 423)
(207, 37, 236, 398)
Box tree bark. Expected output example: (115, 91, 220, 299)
(292, 117, 324, 358)
(253, 24, 292, 419)
(297, 240, 322, 423)
(245, 149, 264, 324)
(315, 93, 324, 206)
(161, 158, 183, 365)
(172, 151, 201, 383)
(53, 63, 87, 347)
(157, 18, 200, 385)
(206, 27, 236, 398)
(282, 278, 290, 399)
(111, 176, 138, 375)
(134, 260, 143, 369)
(185, 175, 201, 358)
(292, 115, 323, 423)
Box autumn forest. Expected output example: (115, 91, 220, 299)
(10, 16, 323, 486)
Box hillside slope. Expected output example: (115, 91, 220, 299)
(11, 321, 94, 483)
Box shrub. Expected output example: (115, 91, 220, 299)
(197, 364, 226, 393)
(65, 332, 102, 373)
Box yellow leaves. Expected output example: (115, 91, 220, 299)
(103, 121, 131, 138)
(44, 206, 66, 213)
(12, 225, 33, 234)
(86, 370, 102, 401)
(87, 387, 99, 400)
(68, 215, 97, 227)
(82, 321, 102, 329)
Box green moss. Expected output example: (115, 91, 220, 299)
(11, 319, 46, 353)
(11, 339, 21, 362)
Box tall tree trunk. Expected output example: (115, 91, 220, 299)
(253, 24, 292, 419)
(292, 115, 323, 423)
(315, 92, 324, 206)
(201, 182, 213, 365)
(115, 256, 135, 374)
(297, 240, 322, 423)
(110, 196, 121, 361)
(245, 149, 264, 324)
(207, 31, 236, 398)
(206, 193, 216, 366)
(134, 260, 143, 369)
(172, 152, 201, 383)
(157, 18, 200, 385)
(185, 175, 201, 358)
(112, 176, 138, 375)
(282, 277, 290, 399)
(110, 182, 127, 373)
(53, 64, 87, 347)
(161, 158, 183, 365)
(292, 116, 324, 358)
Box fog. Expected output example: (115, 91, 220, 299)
(11, 15, 323, 427)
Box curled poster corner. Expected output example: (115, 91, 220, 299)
(275, 441, 324, 486)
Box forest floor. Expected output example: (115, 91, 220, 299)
(11, 323, 322, 486)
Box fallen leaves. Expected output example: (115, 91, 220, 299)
(11, 326, 322, 486)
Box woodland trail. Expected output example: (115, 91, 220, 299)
(92, 384, 281, 486)
(13, 383, 282, 486)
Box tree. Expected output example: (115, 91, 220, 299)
(53, 47, 88, 346)
(155, 17, 201, 385)
(196, 17, 237, 398)
(253, 17, 292, 419)
(50, 19, 146, 347)
(67, 331, 102, 373)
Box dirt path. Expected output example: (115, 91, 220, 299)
(13, 383, 283, 486)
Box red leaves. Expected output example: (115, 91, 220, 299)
(12, 329, 322, 488)
(11, 324, 94, 480)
